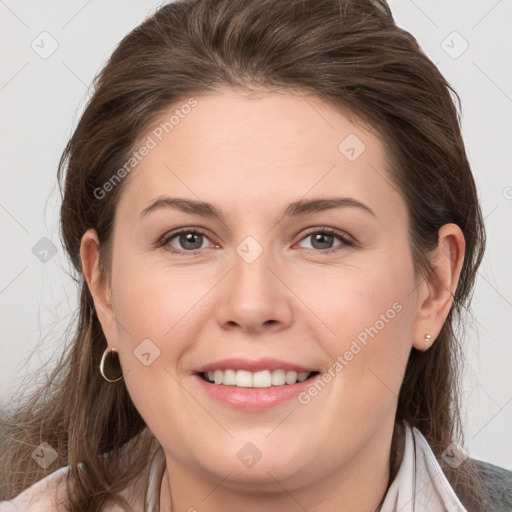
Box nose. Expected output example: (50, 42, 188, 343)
(215, 243, 293, 335)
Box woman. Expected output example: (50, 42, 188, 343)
(1, 0, 510, 510)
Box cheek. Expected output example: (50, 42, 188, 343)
(328, 263, 415, 383)
(298, 253, 417, 432)
(107, 256, 213, 453)
(109, 251, 212, 354)
(296, 252, 415, 352)
(107, 253, 221, 428)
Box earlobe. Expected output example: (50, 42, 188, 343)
(412, 223, 465, 351)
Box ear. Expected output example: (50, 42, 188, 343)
(412, 223, 465, 351)
(80, 228, 118, 349)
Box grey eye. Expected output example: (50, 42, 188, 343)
(165, 230, 210, 251)
(309, 233, 336, 250)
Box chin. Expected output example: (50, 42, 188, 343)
(189, 438, 314, 489)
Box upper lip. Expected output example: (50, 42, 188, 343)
(195, 358, 316, 374)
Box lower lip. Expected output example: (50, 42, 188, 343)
(194, 374, 320, 410)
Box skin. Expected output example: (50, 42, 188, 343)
(81, 88, 465, 512)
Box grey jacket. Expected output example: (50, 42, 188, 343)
(473, 459, 512, 511)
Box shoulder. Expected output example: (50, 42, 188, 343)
(0, 466, 69, 512)
(472, 458, 512, 511)
(0, 461, 148, 512)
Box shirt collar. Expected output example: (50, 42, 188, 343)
(380, 424, 467, 511)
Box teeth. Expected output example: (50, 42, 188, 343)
(213, 370, 223, 385)
(271, 369, 286, 386)
(285, 371, 298, 384)
(203, 369, 312, 387)
(235, 370, 253, 387)
(223, 369, 236, 385)
(253, 370, 272, 388)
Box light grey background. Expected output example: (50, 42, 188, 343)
(1, 0, 511, 469)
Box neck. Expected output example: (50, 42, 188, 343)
(159, 420, 395, 512)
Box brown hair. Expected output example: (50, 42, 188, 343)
(0, 0, 487, 510)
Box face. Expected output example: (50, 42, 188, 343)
(88, 89, 425, 493)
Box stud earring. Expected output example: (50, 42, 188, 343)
(425, 334, 432, 342)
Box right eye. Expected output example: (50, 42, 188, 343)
(160, 228, 216, 255)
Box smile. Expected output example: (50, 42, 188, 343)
(193, 358, 322, 410)
(201, 369, 318, 387)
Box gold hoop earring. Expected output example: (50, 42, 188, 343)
(100, 348, 123, 382)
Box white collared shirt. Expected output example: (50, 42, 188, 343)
(379, 425, 467, 511)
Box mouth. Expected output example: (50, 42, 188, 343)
(193, 358, 322, 410)
(199, 369, 320, 387)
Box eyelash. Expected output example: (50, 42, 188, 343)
(157, 226, 354, 256)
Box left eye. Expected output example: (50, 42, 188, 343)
(296, 230, 350, 251)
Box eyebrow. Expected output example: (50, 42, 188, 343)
(139, 196, 376, 220)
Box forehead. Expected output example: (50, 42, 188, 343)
(116, 89, 406, 224)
